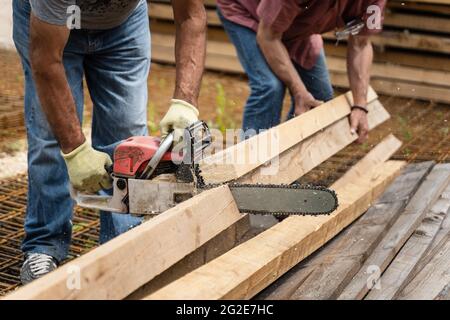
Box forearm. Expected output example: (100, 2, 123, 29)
(173, 5, 207, 106)
(32, 63, 85, 153)
(257, 32, 306, 96)
(347, 36, 373, 107)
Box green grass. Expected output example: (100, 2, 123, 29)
(213, 82, 237, 133)
(396, 115, 413, 142)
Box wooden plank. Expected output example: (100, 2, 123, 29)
(4, 186, 243, 300)
(338, 164, 450, 300)
(238, 99, 390, 184)
(385, 11, 450, 34)
(198, 90, 377, 184)
(327, 56, 450, 88)
(323, 31, 450, 55)
(127, 215, 250, 299)
(366, 184, 450, 300)
(145, 159, 406, 299)
(398, 237, 450, 300)
(401, 196, 450, 289)
(325, 42, 450, 73)
(330, 73, 450, 105)
(258, 162, 432, 300)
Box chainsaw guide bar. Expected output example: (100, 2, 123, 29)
(194, 166, 339, 217)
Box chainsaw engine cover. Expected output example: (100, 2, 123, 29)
(113, 136, 183, 178)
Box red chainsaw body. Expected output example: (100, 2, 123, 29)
(113, 136, 182, 177)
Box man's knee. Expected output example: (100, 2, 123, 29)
(250, 77, 285, 102)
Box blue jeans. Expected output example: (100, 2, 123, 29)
(218, 10, 334, 135)
(13, 0, 150, 262)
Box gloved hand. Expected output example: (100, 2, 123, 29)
(61, 141, 113, 193)
(160, 99, 199, 144)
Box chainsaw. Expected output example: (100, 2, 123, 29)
(71, 121, 338, 217)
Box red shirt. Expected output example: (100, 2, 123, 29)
(217, 0, 386, 69)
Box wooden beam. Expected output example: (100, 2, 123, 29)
(146, 147, 406, 299)
(199, 88, 377, 184)
(338, 164, 450, 300)
(330, 74, 450, 104)
(323, 31, 450, 55)
(366, 183, 450, 300)
(326, 56, 450, 88)
(4, 186, 243, 300)
(257, 161, 433, 300)
(238, 99, 390, 184)
(127, 214, 250, 299)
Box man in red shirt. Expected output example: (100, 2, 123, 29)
(217, 0, 386, 143)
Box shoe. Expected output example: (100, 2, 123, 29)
(20, 253, 58, 285)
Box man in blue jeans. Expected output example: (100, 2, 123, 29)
(217, 0, 386, 141)
(13, 0, 206, 284)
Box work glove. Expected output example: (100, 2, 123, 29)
(160, 99, 199, 144)
(62, 141, 113, 193)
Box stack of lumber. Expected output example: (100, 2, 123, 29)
(4, 88, 410, 300)
(148, 0, 450, 104)
(257, 161, 450, 300)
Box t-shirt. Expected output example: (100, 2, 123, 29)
(30, 0, 143, 30)
(217, 0, 386, 69)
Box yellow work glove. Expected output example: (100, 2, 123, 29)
(61, 141, 113, 193)
(160, 99, 199, 144)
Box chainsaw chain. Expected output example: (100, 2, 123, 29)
(193, 165, 339, 217)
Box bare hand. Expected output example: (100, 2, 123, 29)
(293, 92, 323, 116)
(350, 109, 369, 144)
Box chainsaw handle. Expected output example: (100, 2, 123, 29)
(140, 132, 175, 179)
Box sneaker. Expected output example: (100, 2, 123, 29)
(20, 253, 58, 285)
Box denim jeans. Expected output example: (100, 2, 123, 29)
(13, 0, 150, 262)
(218, 10, 334, 135)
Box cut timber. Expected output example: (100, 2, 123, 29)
(127, 215, 250, 299)
(4, 186, 243, 300)
(258, 162, 433, 300)
(398, 237, 450, 300)
(238, 99, 390, 184)
(330, 74, 450, 105)
(338, 164, 450, 300)
(199, 88, 377, 184)
(146, 155, 406, 299)
(326, 56, 450, 88)
(323, 31, 450, 55)
(366, 184, 450, 300)
(147, 161, 406, 300)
